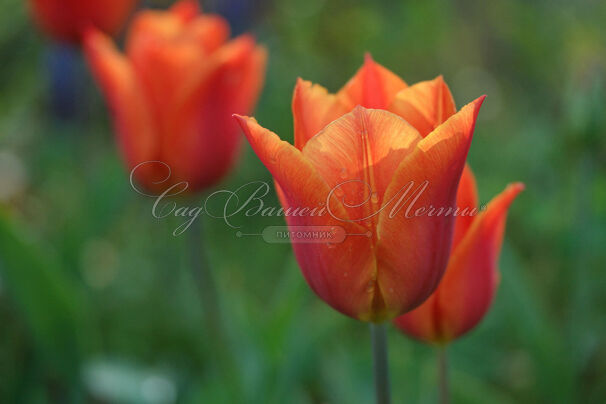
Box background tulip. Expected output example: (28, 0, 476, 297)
(29, 0, 139, 43)
(235, 56, 485, 322)
(85, 0, 267, 193)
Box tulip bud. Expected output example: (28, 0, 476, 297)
(84, 0, 267, 193)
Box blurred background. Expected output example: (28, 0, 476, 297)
(0, 0, 605, 402)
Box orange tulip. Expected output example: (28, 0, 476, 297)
(234, 55, 485, 322)
(84, 0, 267, 193)
(393, 176, 524, 343)
(29, 0, 139, 43)
(384, 72, 524, 343)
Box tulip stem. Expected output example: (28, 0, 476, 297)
(438, 346, 450, 404)
(370, 323, 391, 404)
(188, 215, 242, 400)
(188, 216, 222, 339)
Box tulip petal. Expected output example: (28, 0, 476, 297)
(184, 15, 230, 54)
(437, 182, 524, 341)
(292, 78, 350, 150)
(302, 106, 422, 230)
(89, 0, 138, 37)
(392, 287, 440, 342)
(126, 8, 183, 42)
(338, 54, 408, 109)
(83, 28, 157, 173)
(161, 36, 267, 189)
(452, 164, 479, 250)
(388, 76, 456, 137)
(392, 165, 481, 343)
(171, 0, 200, 23)
(30, 0, 79, 41)
(234, 115, 381, 320)
(220, 36, 268, 118)
(375, 96, 486, 317)
(30, 0, 137, 42)
(126, 10, 208, 121)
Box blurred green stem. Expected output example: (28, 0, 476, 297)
(188, 216, 221, 340)
(438, 346, 449, 404)
(370, 323, 391, 404)
(188, 216, 242, 399)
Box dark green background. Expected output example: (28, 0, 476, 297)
(0, 0, 604, 402)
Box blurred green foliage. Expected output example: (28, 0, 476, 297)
(0, 0, 605, 403)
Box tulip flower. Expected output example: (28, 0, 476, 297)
(392, 168, 523, 404)
(393, 176, 524, 343)
(383, 74, 523, 404)
(84, 0, 267, 192)
(234, 55, 485, 323)
(385, 58, 524, 345)
(29, 0, 139, 43)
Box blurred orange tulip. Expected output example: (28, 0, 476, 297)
(29, 0, 138, 43)
(84, 0, 267, 193)
(235, 55, 485, 322)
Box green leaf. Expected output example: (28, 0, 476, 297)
(0, 209, 95, 382)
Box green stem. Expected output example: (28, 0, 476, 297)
(188, 216, 242, 400)
(188, 216, 221, 341)
(370, 323, 391, 404)
(438, 346, 449, 404)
